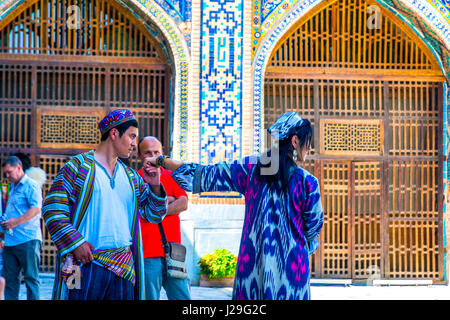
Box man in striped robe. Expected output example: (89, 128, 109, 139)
(42, 109, 168, 300)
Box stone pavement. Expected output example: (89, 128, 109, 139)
(311, 284, 450, 300)
(16, 273, 450, 300)
(19, 273, 234, 300)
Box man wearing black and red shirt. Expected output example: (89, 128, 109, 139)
(138, 137, 190, 300)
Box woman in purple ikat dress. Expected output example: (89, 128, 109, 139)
(144, 112, 323, 300)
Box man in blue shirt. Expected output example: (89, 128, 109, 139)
(1, 156, 42, 300)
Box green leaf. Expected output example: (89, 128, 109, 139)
(197, 248, 237, 279)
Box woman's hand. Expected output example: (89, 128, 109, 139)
(144, 155, 184, 172)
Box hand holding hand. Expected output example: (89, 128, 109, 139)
(144, 156, 158, 168)
(142, 156, 161, 186)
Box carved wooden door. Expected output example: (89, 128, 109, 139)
(0, 0, 171, 271)
(264, 0, 445, 281)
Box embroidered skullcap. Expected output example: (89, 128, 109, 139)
(267, 111, 304, 140)
(98, 109, 136, 134)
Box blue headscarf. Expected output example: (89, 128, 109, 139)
(267, 112, 304, 140)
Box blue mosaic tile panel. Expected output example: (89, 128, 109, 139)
(199, 0, 243, 165)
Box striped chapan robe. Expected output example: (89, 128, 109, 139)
(42, 151, 167, 300)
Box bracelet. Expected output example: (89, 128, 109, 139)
(156, 155, 169, 168)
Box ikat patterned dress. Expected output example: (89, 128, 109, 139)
(171, 156, 323, 300)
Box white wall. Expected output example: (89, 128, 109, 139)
(180, 204, 245, 284)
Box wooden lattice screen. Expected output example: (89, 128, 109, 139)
(0, 0, 162, 57)
(0, 0, 170, 272)
(268, 0, 440, 72)
(265, 0, 445, 281)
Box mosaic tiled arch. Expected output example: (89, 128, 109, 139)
(252, 0, 450, 154)
(0, 0, 190, 161)
(125, 0, 191, 161)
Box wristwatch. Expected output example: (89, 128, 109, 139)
(156, 154, 169, 168)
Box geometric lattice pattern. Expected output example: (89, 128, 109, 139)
(37, 111, 101, 148)
(321, 119, 383, 155)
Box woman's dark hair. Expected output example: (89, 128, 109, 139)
(255, 119, 313, 189)
(101, 119, 139, 141)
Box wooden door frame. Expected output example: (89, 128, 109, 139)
(304, 81, 444, 281)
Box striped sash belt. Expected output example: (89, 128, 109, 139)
(61, 246, 135, 286)
(92, 247, 135, 285)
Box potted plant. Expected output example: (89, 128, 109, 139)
(198, 248, 237, 287)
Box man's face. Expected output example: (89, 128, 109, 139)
(3, 164, 23, 184)
(113, 126, 138, 158)
(138, 138, 162, 162)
